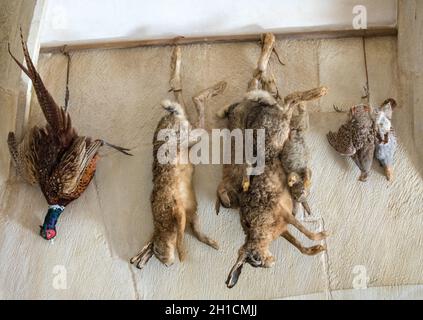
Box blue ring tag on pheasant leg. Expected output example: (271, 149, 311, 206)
(40, 205, 65, 240)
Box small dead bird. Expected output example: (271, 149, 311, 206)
(280, 102, 312, 216)
(374, 98, 397, 181)
(130, 47, 225, 268)
(226, 156, 328, 288)
(327, 104, 375, 182)
(7, 31, 131, 240)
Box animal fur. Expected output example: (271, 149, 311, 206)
(281, 103, 312, 215)
(242, 87, 328, 189)
(225, 88, 328, 288)
(131, 46, 226, 269)
(226, 157, 327, 288)
(215, 97, 256, 213)
(131, 102, 218, 268)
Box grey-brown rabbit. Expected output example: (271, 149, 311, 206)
(215, 99, 254, 213)
(281, 102, 312, 215)
(226, 156, 328, 288)
(225, 88, 328, 288)
(215, 32, 278, 214)
(242, 87, 328, 191)
(130, 47, 225, 269)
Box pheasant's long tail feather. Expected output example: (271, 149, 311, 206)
(9, 28, 73, 145)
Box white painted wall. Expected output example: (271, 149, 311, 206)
(40, 0, 397, 45)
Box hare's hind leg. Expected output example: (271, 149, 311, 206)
(248, 33, 276, 92)
(174, 206, 187, 262)
(285, 214, 328, 241)
(192, 81, 227, 129)
(216, 182, 232, 211)
(282, 231, 326, 255)
(130, 241, 154, 269)
(188, 210, 219, 250)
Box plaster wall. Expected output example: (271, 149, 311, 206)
(398, 0, 423, 169)
(0, 33, 421, 299)
(0, 0, 37, 216)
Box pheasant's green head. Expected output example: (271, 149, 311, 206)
(40, 205, 65, 240)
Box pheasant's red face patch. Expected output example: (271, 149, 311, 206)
(46, 229, 56, 240)
(41, 229, 56, 240)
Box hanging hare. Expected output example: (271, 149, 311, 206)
(226, 156, 328, 288)
(280, 102, 312, 215)
(130, 46, 226, 268)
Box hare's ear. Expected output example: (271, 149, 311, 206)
(130, 241, 154, 269)
(302, 201, 312, 216)
(226, 250, 247, 288)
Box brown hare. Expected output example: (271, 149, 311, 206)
(130, 46, 226, 268)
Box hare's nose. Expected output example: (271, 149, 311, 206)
(252, 254, 261, 261)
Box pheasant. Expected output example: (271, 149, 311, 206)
(7, 32, 132, 240)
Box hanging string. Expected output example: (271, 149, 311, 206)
(272, 47, 285, 67)
(60, 45, 71, 111)
(332, 35, 371, 113)
(362, 36, 370, 104)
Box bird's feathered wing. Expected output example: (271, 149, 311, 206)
(327, 124, 356, 156)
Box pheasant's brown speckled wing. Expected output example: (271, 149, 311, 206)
(327, 124, 356, 156)
(48, 137, 102, 199)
